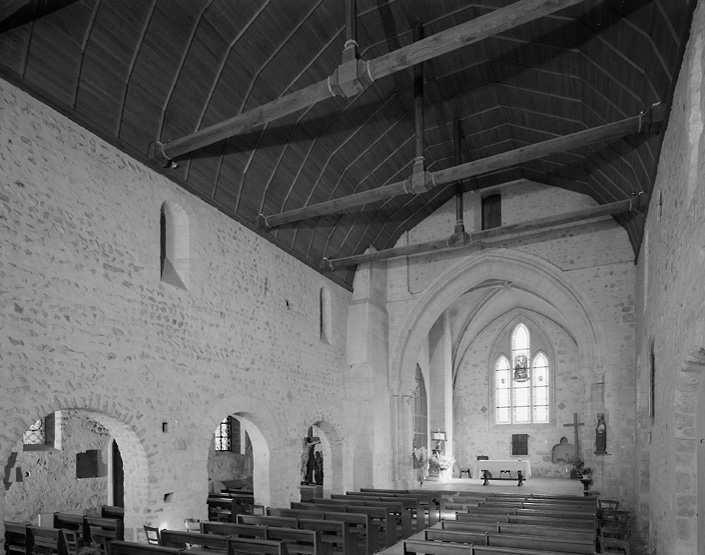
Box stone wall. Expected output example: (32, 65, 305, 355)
(5, 411, 110, 522)
(635, 1, 705, 552)
(0, 79, 351, 539)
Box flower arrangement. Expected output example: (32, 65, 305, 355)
(566, 455, 592, 479)
(429, 453, 455, 471)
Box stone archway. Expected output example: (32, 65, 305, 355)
(308, 416, 345, 497)
(205, 394, 284, 509)
(389, 249, 608, 483)
(0, 401, 148, 542)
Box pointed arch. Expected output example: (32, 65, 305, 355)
(390, 249, 607, 481)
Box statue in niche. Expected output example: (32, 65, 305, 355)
(595, 413, 607, 454)
(313, 451, 324, 485)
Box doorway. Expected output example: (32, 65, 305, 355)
(111, 440, 124, 507)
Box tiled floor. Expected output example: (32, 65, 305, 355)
(410, 476, 649, 554)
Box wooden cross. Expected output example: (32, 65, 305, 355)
(563, 413, 584, 457)
(305, 427, 320, 445)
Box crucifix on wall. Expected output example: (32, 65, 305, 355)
(563, 413, 584, 457)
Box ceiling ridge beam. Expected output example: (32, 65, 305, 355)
(149, 0, 595, 165)
(321, 194, 643, 270)
(258, 103, 665, 228)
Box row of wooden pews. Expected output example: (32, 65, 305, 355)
(111, 513, 350, 555)
(118, 490, 433, 555)
(379, 492, 604, 555)
(5, 506, 125, 555)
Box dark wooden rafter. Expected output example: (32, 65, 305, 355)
(410, 21, 426, 195)
(260, 102, 665, 228)
(0, 0, 33, 25)
(321, 193, 644, 270)
(148, 0, 595, 165)
(453, 118, 465, 236)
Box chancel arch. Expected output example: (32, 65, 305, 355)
(390, 249, 607, 483)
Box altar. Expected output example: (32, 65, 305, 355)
(473, 459, 532, 486)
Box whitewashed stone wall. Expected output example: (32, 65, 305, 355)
(5, 411, 110, 522)
(0, 79, 351, 540)
(635, 1, 705, 552)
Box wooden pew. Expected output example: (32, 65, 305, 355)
(226, 538, 288, 555)
(356, 489, 445, 528)
(424, 528, 594, 554)
(265, 527, 330, 555)
(26, 526, 67, 555)
(403, 538, 581, 555)
(505, 514, 595, 531)
(110, 541, 181, 555)
(480, 500, 596, 515)
(84, 517, 124, 544)
(239, 515, 357, 555)
(332, 494, 422, 534)
(467, 505, 592, 522)
(5, 522, 28, 555)
(311, 497, 412, 539)
(269, 508, 373, 555)
(237, 516, 299, 530)
(159, 530, 228, 550)
(200, 521, 329, 555)
(296, 519, 357, 555)
(455, 512, 596, 531)
(100, 508, 124, 521)
(291, 502, 393, 549)
(200, 521, 266, 539)
(438, 520, 595, 544)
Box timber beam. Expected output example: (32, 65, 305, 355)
(320, 193, 643, 270)
(149, 0, 593, 165)
(259, 103, 664, 229)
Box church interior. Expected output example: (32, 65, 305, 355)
(2, 1, 705, 554)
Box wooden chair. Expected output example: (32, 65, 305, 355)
(143, 527, 160, 546)
(598, 498, 619, 514)
(600, 536, 630, 554)
(62, 530, 96, 555)
(91, 535, 110, 555)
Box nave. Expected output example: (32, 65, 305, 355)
(6, 476, 641, 555)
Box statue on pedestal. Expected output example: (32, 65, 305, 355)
(595, 413, 607, 454)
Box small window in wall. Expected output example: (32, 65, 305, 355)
(23, 411, 62, 451)
(482, 194, 501, 230)
(160, 201, 190, 290)
(215, 416, 242, 453)
(320, 287, 332, 344)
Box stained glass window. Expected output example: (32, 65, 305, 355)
(215, 416, 242, 452)
(494, 324, 550, 425)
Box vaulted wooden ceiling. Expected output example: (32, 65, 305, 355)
(0, 0, 696, 287)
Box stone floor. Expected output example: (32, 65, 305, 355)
(414, 476, 650, 554)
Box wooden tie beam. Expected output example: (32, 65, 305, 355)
(149, 0, 593, 165)
(320, 194, 643, 270)
(261, 104, 664, 229)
